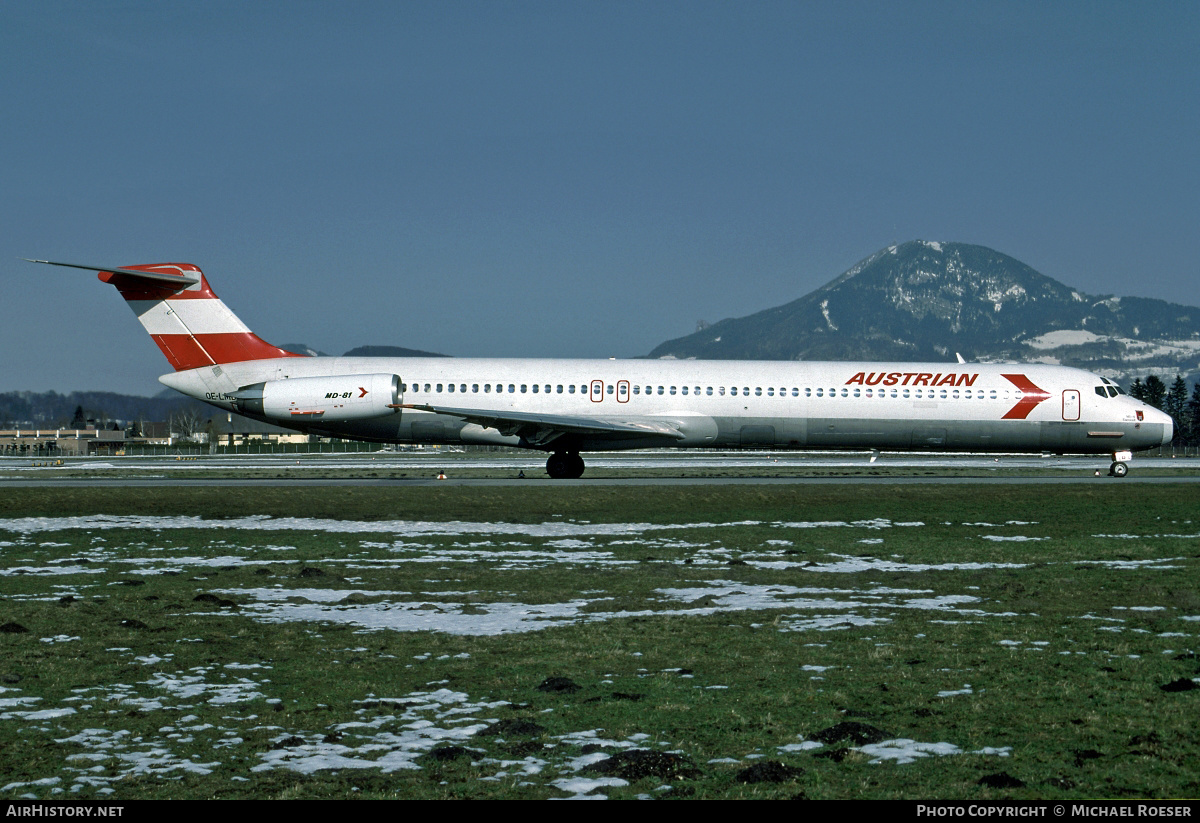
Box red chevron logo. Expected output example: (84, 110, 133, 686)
(1001, 374, 1051, 419)
(358, 387, 369, 398)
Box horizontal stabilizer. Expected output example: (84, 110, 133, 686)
(25, 259, 201, 288)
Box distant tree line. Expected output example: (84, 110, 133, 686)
(0, 390, 210, 430)
(1128, 375, 1200, 445)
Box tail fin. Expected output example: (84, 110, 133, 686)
(27, 259, 305, 371)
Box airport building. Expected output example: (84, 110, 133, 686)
(1, 413, 307, 455)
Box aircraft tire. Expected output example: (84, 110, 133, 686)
(546, 452, 585, 479)
(546, 453, 570, 479)
(1109, 461, 1129, 478)
(567, 452, 585, 479)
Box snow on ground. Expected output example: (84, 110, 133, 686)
(2, 511, 1193, 797)
(1023, 330, 1106, 349)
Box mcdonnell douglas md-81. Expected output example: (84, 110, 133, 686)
(28, 259, 1173, 478)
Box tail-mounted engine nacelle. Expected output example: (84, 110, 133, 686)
(231, 373, 401, 423)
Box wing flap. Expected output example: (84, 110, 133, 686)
(396, 403, 686, 444)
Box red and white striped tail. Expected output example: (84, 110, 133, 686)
(29, 260, 305, 371)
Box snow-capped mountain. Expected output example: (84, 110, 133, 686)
(648, 240, 1200, 385)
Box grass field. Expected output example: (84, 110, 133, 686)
(1, 483, 1198, 799)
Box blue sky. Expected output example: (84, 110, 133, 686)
(3, 1, 1197, 395)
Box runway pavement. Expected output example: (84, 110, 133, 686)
(2, 452, 1198, 487)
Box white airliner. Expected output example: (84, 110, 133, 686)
(29, 259, 1173, 478)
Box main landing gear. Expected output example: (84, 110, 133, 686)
(546, 451, 585, 479)
(1108, 450, 1133, 478)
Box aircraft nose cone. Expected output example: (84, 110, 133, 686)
(1157, 408, 1174, 446)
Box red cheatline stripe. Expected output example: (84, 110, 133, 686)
(1001, 374, 1051, 420)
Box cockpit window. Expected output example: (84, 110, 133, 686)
(1095, 386, 1108, 398)
(1107, 386, 1119, 398)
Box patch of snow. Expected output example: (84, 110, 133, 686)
(937, 684, 973, 698)
(859, 739, 962, 764)
(1023, 330, 1105, 349)
(820, 299, 838, 331)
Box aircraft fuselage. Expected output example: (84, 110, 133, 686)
(160, 356, 1172, 455)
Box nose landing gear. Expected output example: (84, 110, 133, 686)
(546, 451, 585, 479)
(1108, 450, 1133, 478)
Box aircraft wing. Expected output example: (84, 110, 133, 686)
(396, 403, 686, 446)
